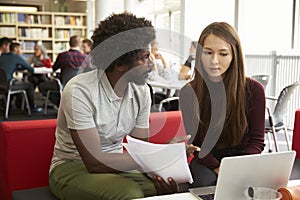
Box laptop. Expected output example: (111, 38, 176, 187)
(189, 151, 296, 200)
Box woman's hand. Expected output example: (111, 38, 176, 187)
(152, 175, 178, 195)
(186, 144, 200, 158)
(168, 135, 200, 157)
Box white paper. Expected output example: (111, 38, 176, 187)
(125, 135, 193, 184)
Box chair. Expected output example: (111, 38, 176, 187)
(0, 68, 31, 119)
(251, 75, 271, 90)
(44, 78, 63, 115)
(265, 81, 300, 152)
(158, 96, 179, 112)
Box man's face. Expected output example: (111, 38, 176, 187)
(126, 49, 153, 85)
(3, 43, 11, 53)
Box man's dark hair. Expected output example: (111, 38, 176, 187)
(91, 12, 156, 72)
(10, 42, 20, 52)
(82, 38, 92, 47)
(0, 37, 12, 47)
(69, 35, 80, 48)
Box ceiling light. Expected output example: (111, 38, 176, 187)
(0, 6, 37, 12)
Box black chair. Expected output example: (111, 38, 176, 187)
(0, 68, 31, 119)
(44, 78, 63, 115)
(158, 96, 179, 112)
(265, 81, 300, 152)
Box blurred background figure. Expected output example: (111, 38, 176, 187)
(151, 40, 168, 72)
(179, 41, 197, 80)
(27, 43, 52, 90)
(0, 38, 42, 112)
(81, 38, 92, 54)
(38, 35, 91, 107)
(10, 42, 23, 56)
(0, 37, 11, 56)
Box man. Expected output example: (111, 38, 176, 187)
(53, 35, 91, 86)
(49, 12, 188, 200)
(0, 37, 11, 56)
(81, 38, 92, 54)
(10, 42, 23, 56)
(38, 35, 91, 106)
(0, 38, 42, 112)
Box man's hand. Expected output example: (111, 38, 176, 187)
(152, 175, 178, 195)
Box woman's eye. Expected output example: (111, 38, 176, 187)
(203, 51, 211, 55)
(220, 53, 228, 56)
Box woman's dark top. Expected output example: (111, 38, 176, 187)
(180, 78, 266, 169)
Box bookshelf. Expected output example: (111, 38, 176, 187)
(0, 11, 87, 62)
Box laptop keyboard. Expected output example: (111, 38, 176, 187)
(198, 193, 215, 200)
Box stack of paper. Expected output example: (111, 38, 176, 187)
(125, 135, 193, 184)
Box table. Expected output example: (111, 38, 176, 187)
(33, 67, 61, 74)
(147, 80, 188, 97)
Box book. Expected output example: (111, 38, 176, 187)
(125, 135, 193, 184)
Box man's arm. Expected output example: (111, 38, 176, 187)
(70, 127, 142, 173)
(129, 127, 149, 142)
(16, 54, 34, 73)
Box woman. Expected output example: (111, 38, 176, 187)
(28, 43, 52, 89)
(179, 41, 197, 80)
(180, 22, 266, 187)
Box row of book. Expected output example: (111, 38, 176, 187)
(54, 42, 69, 52)
(54, 16, 83, 26)
(18, 14, 51, 24)
(0, 13, 16, 23)
(55, 29, 83, 39)
(18, 28, 50, 38)
(0, 27, 16, 37)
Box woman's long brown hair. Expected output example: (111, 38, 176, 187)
(191, 22, 247, 147)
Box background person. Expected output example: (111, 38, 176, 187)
(0, 38, 42, 112)
(10, 42, 23, 56)
(38, 35, 91, 106)
(178, 41, 197, 80)
(81, 38, 92, 54)
(27, 43, 52, 89)
(180, 22, 266, 188)
(0, 37, 11, 56)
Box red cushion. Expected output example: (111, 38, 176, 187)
(292, 109, 300, 158)
(149, 111, 187, 144)
(0, 119, 57, 200)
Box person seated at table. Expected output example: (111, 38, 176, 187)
(81, 38, 92, 54)
(178, 41, 197, 80)
(0, 37, 11, 56)
(10, 42, 23, 56)
(27, 43, 52, 89)
(0, 38, 42, 112)
(151, 40, 168, 71)
(38, 35, 92, 106)
(179, 22, 265, 188)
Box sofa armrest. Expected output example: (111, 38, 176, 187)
(0, 119, 57, 200)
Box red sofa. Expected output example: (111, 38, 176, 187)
(292, 108, 300, 158)
(0, 111, 187, 200)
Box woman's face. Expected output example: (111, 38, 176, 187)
(201, 34, 233, 82)
(34, 46, 42, 56)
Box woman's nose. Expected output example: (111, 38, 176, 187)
(211, 54, 218, 64)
